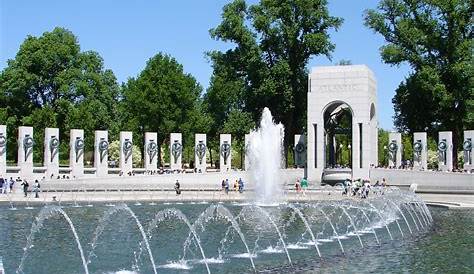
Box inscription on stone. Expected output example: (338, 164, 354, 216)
(318, 84, 358, 92)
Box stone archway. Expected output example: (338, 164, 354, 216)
(307, 65, 378, 182)
(322, 101, 353, 169)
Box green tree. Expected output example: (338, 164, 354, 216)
(222, 109, 256, 169)
(121, 53, 205, 166)
(402, 133, 413, 162)
(392, 68, 443, 135)
(378, 129, 389, 167)
(203, 61, 246, 167)
(208, 0, 342, 163)
(0, 27, 121, 162)
(108, 140, 142, 168)
(365, 0, 473, 167)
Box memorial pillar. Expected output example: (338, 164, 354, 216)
(144, 132, 158, 171)
(18, 126, 34, 178)
(120, 131, 133, 175)
(388, 132, 402, 168)
(220, 134, 232, 172)
(170, 133, 182, 170)
(44, 127, 60, 178)
(413, 132, 427, 171)
(195, 134, 207, 173)
(294, 134, 306, 168)
(70, 129, 84, 178)
(94, 130, 108, 177)
(463, 130, 474, 172)
(438, 131, 453, 171)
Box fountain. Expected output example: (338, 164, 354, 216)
(0, 189, 434, 274)
(246, 107, 285, 204)
(0, 109, 435, 274)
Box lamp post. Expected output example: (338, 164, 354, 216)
(383, 145, 387, 167)
(348, 144, 352, 168)
(339, 143, 343, 166)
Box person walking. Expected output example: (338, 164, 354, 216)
(21, 180, 29, 197)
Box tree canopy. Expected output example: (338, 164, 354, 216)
(365, 0, 473, 166)
(205, 0, 342, 164)
(121, 53, 210, 165)
(0, 27, 120, 162)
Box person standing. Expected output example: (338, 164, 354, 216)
(33, 180, 41, 198)
(2, 179, 7, 194)
(295, 179, 301, 193)
(21, 180, 29, 197)
(300, 178, 308, 196)
(174, 180, 181, 195)
(8, 177, 14, 193)
(225, 179, 229, 194)
(238, 178, 244, 193)
(234, 180, 239, 192)
(0, 177, 4, 194)
(221, 180, 226, 192)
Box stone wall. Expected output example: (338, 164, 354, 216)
(39, 169, 306, 191)
(370, 168, 473, 192)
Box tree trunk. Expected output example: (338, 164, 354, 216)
(157, 141, 162, 168)
(209, 148, 213, 168)
(453, 126, 460, 169)
(284, 115, 295, 168)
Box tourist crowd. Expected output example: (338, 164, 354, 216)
(341, 178, 388, 198)
(0, 176, 42, 198)
(221, 178, 245, 194)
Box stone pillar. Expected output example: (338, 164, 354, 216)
(244, 134, 250, 171)
(220, 134, 232, 172)
(120, 131, 133, 174)
(94, 130, 108, 177)
(170, 133, 182, 170)
(195, 134, 207, 173)
(44, 128, 59, 178)
(388, 132, 402, 168)
(144, 132, 158, 171)
(463, 130, 474, 172)
(362, 123, 372, 170)
(18, 126, 34, 178)
(294, 134, 306, 168)
(352, 122, 360, 177)
(438, 131, 453, 171)
(70, 129, 84, 178)
(0, 125, 6, 176)
(413, 132, 427, 171)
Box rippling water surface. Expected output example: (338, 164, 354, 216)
(0, 202, 471, 274)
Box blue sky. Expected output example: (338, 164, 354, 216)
(0, 0, 411, 130)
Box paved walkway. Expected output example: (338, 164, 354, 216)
(0, 189, 347, 205)
(1, 188, 472, 209)
(418, 193, 474, 209)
